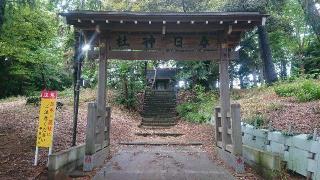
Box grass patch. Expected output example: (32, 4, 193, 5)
(0, 95, 25, 103)
(267, 103, 285, 111)
(243, 114, 267, 128)
(177, 85, 218, 123)
(274, 79, 320, 102)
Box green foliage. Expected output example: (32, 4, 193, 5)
(244, 114, 266, 128)
(108, 60, 146, 109)
(274, 79, 320, 102)
(177, 85, 218, 123)
(281, 131, 296, 136)
(1, 0, 320, 111)
(267, 103, 285, 111)
(176, 61, 219, 90)
(26, 96, 40, 106)
(0, 4, 73, 98)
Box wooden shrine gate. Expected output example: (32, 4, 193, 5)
(61, 11, 267, 172)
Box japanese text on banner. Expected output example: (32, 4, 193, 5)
(36, 90, 57, 148)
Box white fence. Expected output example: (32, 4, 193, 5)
(242, 123, 320, 179)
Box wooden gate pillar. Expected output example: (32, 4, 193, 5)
(216, 43, 244, 173)
(219, 44, 231, 150)
(96, 35, 108, 144)
(83, 34, 110, 172)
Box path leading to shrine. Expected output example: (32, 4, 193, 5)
(94, 146, 234, 180)
(0, 90, 260, 179)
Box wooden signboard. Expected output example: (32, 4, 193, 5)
(34, 90, 57, 166)
(108, 33, 219, 61)
(87, 32, 239, 61)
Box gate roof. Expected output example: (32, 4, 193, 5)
(61, 11, 267, 60)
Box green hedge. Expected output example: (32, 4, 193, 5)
(274, 79, 320, 102)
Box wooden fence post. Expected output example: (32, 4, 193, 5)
(231, 103, 242, 156)
(85, 102, 97, 155)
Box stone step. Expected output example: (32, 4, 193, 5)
(144, 105, 175, 107)
(141, 122, 176, 127)
(145, 95, 176, 98)
(142, 111, 176, 114)
(145, 94, 175, 96)
(144, 98, 176, 101)
(143, 102, 176, 106)
(145, 96, 176, 98)
(142, 111, 177, 115)
(143, 105, 176, 111)
(145, 94, 176, 96)
(145, 91, 176, 94)
(143, 106, 176, 109)
(142, 112, 177, 116)
(142, 116, 177, 119)
(144, 96, 176, 99)
(142, 121, 176, 125)
(142, 90, 177, 127)
(142, 117, 177, 121)
(145, 97, 176, 100)
(144, 101, 176, 103)
(142, 117, 176, 121)
(143, 104, 176, 107)
(144, 102, 176, 105)
(142, 121, 176, 124)
(143, 108, 176, 111)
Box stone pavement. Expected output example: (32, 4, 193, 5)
(93, 146, 234, 180)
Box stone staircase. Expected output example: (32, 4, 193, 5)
(141, 90, 177, 126)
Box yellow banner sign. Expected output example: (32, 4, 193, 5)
(36, 90, 57, 148)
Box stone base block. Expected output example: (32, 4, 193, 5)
(217, 147, 245, 173)
(48, 144, 85, 180)
(243, 145, 282, 179)
(83, 146, 110, 171)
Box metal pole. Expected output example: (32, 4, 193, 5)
(33, 146, 38, 166)
(72, 31, 84, 146)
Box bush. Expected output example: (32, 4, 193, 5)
(177, 85, 218, 123)
(274, 79, 320, 102)
(26, 96, 41, 106)
(244, 115, 266, 128)
(267, 103, 285, 111)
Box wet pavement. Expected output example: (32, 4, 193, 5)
(93, 146, 234, 180)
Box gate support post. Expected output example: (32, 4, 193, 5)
(83, 34, 110, 172)
(216, 43, 245, 173)
(96, 35, 108, 145)
(219, 44, 231, 151)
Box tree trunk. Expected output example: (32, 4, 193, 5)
(252, 68, 258, 87)
(300, 0, 320, 36)
(144, 61, 148, 77)
(0, 0, 6, 29)
(239, 76, 244, 89)
(123, 76, 129, 107)
(258, 66, 264, 84)
(258, 26, 278, 84)
(211, 79, 218, 89)
(41, 67, 47, 90)
(280, 60, 287, 79)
